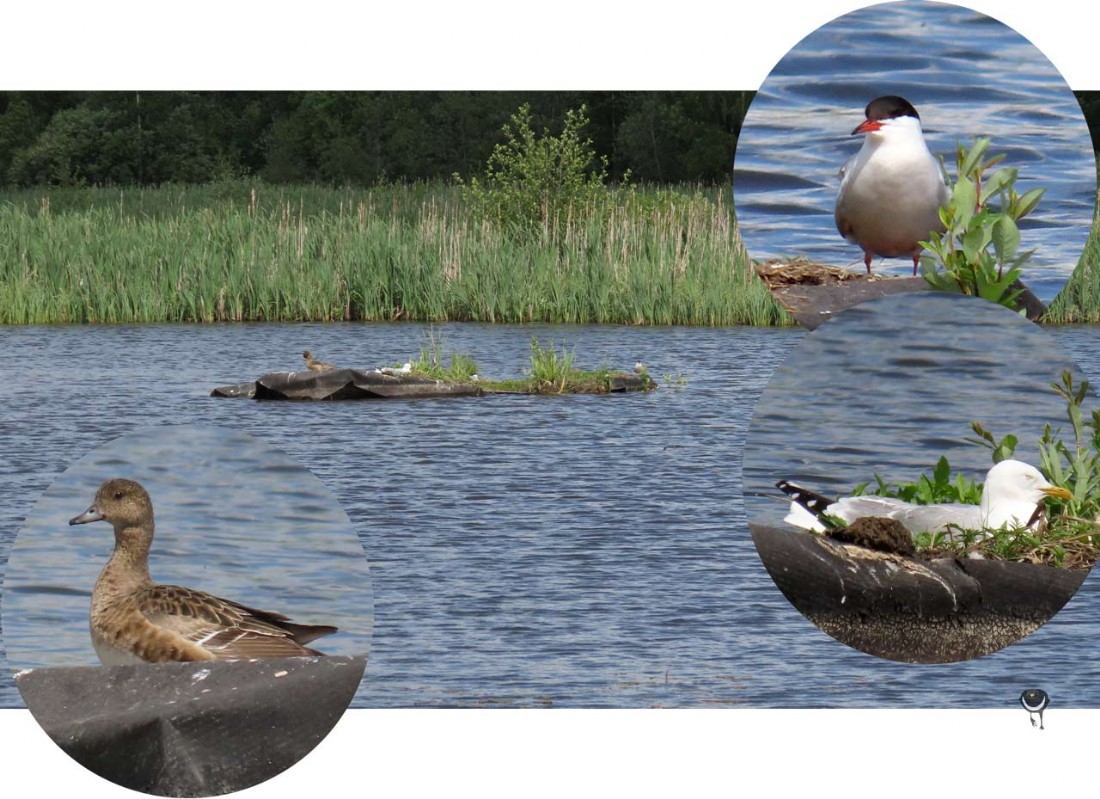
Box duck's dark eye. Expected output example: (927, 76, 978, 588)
(114, 491, 123, 500)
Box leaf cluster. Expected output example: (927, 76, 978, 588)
(1036, 372, 1100, 521)
(410, 327, 479, 381)
(851, 455, 982, 506)
(919, 137, 1045, 310)
(526, 337, 579, 393)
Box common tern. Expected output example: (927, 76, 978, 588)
(834, 95, 949, 275)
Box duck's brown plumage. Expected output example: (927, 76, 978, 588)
(302, 350, 337, 372)
(69, 478, 337, 665)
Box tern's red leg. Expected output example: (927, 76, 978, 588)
(912, 252, 920, 276)
(864, 251, 873, 275)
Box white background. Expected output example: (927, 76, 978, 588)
(2, 1, 1098, 796)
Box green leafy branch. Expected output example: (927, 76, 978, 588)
(918, 137, 1045, 310)
(851, 455, 981, 505)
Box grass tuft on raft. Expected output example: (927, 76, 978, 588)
(404, 331, 657, 395)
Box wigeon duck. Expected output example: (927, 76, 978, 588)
(69, 478, 338, 665)
(302, 350, 337, 372)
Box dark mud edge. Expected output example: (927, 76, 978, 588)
(763, 274, 1045, 330)
(750, 524, 1086, 663)
(15, 655, 366, 797)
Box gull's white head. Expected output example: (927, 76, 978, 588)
(979, 459, 1072, 529)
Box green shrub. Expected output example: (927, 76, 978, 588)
(457, 103, 616, 232)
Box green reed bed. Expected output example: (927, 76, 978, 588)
(0, 182, 789, 326)
(1045, 213, 1100, 323)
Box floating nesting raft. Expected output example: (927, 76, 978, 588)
(750, 524, 1086, 664)
(16, 655, 366, 797)
(212, 368, 656, 401)
(755, 259, 1045, 330)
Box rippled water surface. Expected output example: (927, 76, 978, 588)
(2, 317, 1100, 708)
(745, 293, 1092, 513)
(733, 0, 1097, 303)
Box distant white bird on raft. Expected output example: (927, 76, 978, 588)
(634, 362, 646, 374)
(380, 362, 413, 376)
(777, 459, 1072, 537)
(834, 95, 949, 275)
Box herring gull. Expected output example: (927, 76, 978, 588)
(778, 459, 1072, 536)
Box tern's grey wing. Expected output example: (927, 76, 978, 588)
(835, 156, 859, 238)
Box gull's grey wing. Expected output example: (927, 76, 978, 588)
(829, 497, 984, 534)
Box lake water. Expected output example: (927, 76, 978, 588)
(732, 0, 1097, 304)
(2, 317, 1100, 708)
(744, 292, 1092, 516)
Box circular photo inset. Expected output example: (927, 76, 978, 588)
(742, 292, 1100, 663)
(733, 0, 1096, 323)
(3, 424, 372, 797)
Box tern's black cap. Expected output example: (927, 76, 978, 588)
(864, 95, 920, 122)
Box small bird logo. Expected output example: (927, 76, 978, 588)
(1019, 689, 1049, 729)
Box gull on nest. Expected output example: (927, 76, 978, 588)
(777, 459, 1072, 537)
(380, 362, 413, 376)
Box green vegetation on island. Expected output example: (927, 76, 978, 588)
(1043, 215, 1100, 323)
(409, 332, 658, 395)
(848, 371, 1100, 567)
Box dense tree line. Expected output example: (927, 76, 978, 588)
(1, 91, 1095, 190)
(0, 91, 751, 188)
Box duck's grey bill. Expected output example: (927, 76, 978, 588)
(69, 506, 104, 526)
